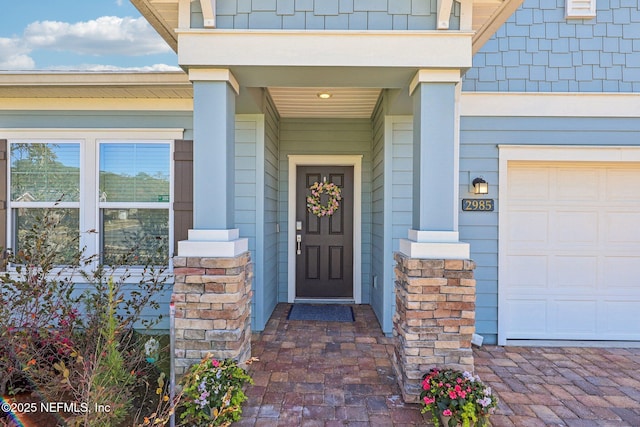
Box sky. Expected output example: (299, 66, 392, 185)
(0, 0, 179, 71)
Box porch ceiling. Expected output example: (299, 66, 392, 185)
(267, 87, 381, 119)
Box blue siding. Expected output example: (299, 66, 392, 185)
(389, 119, 413, 272)
(463, 0, 640, 92)
(191, 0, 459, 30)
(459, 115, 640, 344)
(277, 119, 373, 304)
(371, 95, 385, 329)
(261, 94, 280, 330)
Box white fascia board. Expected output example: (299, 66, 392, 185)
(461, 92, 640, 118)
(177, 30, 473, 69)
(0, 71, 189, 86)
(0, 98, 193, 111)
(0, 128, 185, 140)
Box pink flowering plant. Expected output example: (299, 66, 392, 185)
(420, 368, 498, 427)
(306, 181, 342, 217)
(180, 354, 257, 427)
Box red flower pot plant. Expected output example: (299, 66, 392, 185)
(420, 368, 498, 427)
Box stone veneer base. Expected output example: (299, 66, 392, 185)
(392, 253, 476, 403)
(172, 252, 252, 375)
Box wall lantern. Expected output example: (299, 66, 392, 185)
(472, 177, 489, 194)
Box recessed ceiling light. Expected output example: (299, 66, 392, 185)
(317, 92, 332, 99)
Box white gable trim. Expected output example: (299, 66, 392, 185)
(287, 155, 363, 304)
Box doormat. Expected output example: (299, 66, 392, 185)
(287, 304, 355, 322)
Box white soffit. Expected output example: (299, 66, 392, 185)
(268, 87, 381, 118)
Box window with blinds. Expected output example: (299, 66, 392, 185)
(9, 142, 81, 264)
(99, 142, 170, 265)
(7, 138, 173, 268)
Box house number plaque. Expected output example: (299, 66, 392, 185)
(462, 199, 494, 211)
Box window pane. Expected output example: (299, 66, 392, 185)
(102, 209, 169, 265)
(11, 143, 80, 202)
(14, 208, 80, 265)
(100, 143, 170, 203)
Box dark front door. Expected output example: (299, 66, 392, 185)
(296, 166, 354, 298)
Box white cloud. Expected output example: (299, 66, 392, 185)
(24, 16, 172, 56)
(48, 63, 182, 72)
(0, 37, 36, 70)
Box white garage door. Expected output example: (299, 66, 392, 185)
(503, 162, 640, 341)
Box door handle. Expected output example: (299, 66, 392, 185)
(296, 234, 302, 255)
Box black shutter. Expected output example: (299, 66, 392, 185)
(0, 140, 6, 271)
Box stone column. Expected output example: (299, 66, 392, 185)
(173, 251, 253, 375)
(392, 253, 476, 403)
(172, 68, 252, 373)
(393, 68, 476, 403)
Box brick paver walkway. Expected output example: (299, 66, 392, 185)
(239, 304, 640, 426)
(475, 346, 640, 426)
(238, 304, 426, 426)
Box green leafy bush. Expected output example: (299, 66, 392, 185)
(179, 355, 256, 427)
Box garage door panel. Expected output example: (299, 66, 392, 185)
(552, 256, 597, 288)
(508, 168, 549, 200)
(507, 255, 547, 288)
(508, 211, 548, 244)
(506, 300, 547, 336)
(504, 162, 640, 341)
(554, 211, 598, 244)
(602, 256, 640, 288)
(602, 301, 640, 335)
(605, 212, 640, 243)
(552, 300, 597, 335)
(556, 169, 599, 201)
(606, 170, 640, 201)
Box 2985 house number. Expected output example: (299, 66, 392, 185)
(462, 199, 494, 211)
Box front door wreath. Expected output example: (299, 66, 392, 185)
(306, 180, 342, 217)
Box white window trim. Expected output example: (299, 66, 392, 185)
(287, 154, 363, 304)
(4, 128, 183, 279)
